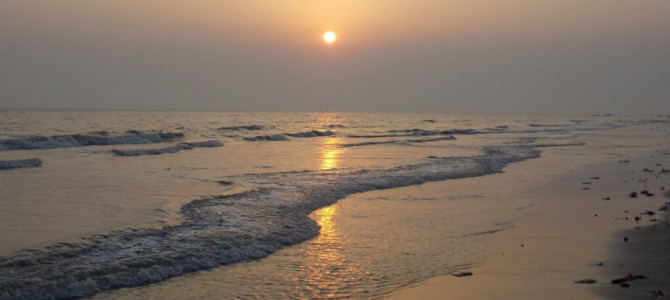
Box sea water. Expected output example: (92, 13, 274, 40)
(0, 110, 668, 299)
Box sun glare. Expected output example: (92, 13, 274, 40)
(323, 31, 337, 44)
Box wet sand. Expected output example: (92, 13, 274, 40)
(388, 154, 670, 300)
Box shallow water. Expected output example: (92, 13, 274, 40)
(0, 110, 668, 299)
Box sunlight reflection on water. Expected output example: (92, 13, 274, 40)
(320, 137, 344, 171)
(303, 205, 357, 298)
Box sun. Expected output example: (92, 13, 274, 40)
(323, 31, 336, 44)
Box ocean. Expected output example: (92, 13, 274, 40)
(0, 110, 668, 299)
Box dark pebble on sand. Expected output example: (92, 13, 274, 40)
(611, 274, 646, 285)
(453, 272, 473, 277)
(629, 191, 638, 198)
(640, 190, 654, 197)
(574, 279, 596, 284)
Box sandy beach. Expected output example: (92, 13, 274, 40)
(388, 152, 670, 299)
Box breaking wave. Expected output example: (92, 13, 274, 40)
(0, 158, 42, 171)
(0, 145, 543, 300)
(0, 131, 184, 151)
(111, 140, 223, 157)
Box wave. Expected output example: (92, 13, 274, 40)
(286, 130, 334, 138)
(529, 123, 571, 127)
(406, 136, 457, 143)
(0, 158, 42, 171)
(112, 141, 223, 157)
(348, 128, 480, 139)
(0, 145, 547, 299)
(531, 142, 586, 148)
(340, 140, 398, 147)
(183, 140, 224, 148)
(243, 130, 334, 141)
(218, 125, 270, 131)
(243, 135, 289, 142)
(341, 135, 456, 148)
(0, 131, 184, 151)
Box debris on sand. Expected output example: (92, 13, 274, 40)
(652, 290, 665, 299)
(611, 273, 646, 285)
(574, 279, 596, 284)
(452, 272, 473, 277)
(640, 190, 655, 197)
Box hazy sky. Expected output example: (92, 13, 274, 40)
(1, 1, 669, 115)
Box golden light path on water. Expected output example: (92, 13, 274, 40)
(320, 136, 343, 170)
(301, 205, 361, 298)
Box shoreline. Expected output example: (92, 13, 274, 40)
(387, 153, 670, 300)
